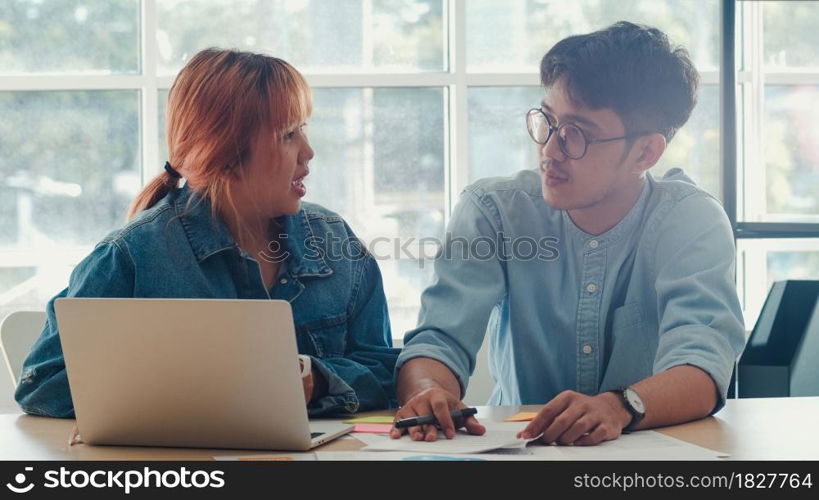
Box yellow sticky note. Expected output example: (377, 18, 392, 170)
(342, 416, 395, 424)
(504, 412, 538, 422)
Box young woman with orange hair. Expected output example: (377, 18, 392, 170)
(16, 48, 399, 418)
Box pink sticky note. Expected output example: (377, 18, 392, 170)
(352, 423, 394, 434)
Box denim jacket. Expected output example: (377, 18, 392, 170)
(16, 184, 399, 417)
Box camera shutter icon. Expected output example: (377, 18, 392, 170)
(6, 467, 35, 494)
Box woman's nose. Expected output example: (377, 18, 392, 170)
(302, 136, 315, 163)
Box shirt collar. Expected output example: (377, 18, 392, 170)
(171, 184, 332, 277)
(172, 184, 236, 262)
(562, 176, 652, 250)
(279, 210, 333, 278)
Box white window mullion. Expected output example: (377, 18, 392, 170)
(361, 87, 376, 214)
(362, 0, 374, 69)
(738, 240, 768, 332)
(763, 72, 819, 85)
(743, 0, 766, 223)
(737, 1, 790, 332)
(304, 73, 454, 88)
(360, 1, 376, 225)
(447, 0, 468, 223)
(0, 75, 145, 91)
(441, 0, 453, 231)
(141, 0, 160, 184)
(464, 73, 539, 87)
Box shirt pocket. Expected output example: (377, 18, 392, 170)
(296, 313, 347, 358)
(602, 302, 658, 389)
(611, 301, 644, 330)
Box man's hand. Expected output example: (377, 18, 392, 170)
(517, 391, 632, 446)
(390, 386, 486, 442)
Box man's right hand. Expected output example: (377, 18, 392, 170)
(390, 385, 486, 441)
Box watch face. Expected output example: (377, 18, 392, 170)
(625, 388, 645, 414)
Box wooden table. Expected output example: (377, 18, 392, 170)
(2, 397, 817, 460)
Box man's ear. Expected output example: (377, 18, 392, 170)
(632, 133, 667, 173)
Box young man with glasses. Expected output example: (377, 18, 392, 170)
(392, 22, 745, 446)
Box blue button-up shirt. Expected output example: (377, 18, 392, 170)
(398, 168, 745, 409)
(16, 184, 399, 417)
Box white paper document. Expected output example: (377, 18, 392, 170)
(361, 430, 530, 454)
(476, 420, 726, 460)
(213, 452, 316, 461)
(525, 431, 727, 461)
(352, 426, 725, 460)
(350, 432, 392, 446)
(316, 451, 538, 461)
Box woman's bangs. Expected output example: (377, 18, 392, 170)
(268, 62, 313, 135)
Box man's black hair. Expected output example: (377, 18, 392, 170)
(540, 21, 699, 141)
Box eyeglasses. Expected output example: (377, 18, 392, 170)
(526, 108, 643, 160)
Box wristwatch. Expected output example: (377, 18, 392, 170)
(619, 386, 646, 431)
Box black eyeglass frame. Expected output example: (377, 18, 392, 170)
(526, 108, 647, 160)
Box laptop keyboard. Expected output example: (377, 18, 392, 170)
(310, 432, 325, 439)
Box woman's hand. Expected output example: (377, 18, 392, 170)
(299, 356, 314, 403)
(302, 370, 314, 403)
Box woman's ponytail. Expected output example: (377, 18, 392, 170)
(126, 169, 179, 220)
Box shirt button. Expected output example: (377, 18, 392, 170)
(586, 283, 598, 294)
(280, 278, 288, 284)
(588, 239, 599, 249)
(582, 344, 593, 355)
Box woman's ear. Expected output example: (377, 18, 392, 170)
(632, 133, 667, 173)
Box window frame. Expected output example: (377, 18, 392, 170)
(732, 0, 819, 235)
(724, 0, 819, 330)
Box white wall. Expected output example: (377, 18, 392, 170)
(463, 339, 494, 406)
(393, 336, 494, 406)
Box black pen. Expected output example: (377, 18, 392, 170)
(394, 407, 478, 429)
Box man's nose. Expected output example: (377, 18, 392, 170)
(541, 132, 565, 162)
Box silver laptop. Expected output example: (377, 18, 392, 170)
(55, 298, 353, 451)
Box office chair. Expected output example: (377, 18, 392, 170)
(0, 311, 46, 387)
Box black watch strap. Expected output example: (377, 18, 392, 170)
(620, 387, 645, 432)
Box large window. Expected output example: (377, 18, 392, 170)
(735, 0, 819, 327)
(1, 1, 818, 338)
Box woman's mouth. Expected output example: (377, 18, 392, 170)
(291, 178, 306, 197)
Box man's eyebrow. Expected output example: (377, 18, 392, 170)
(540, 102, 604, 134)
